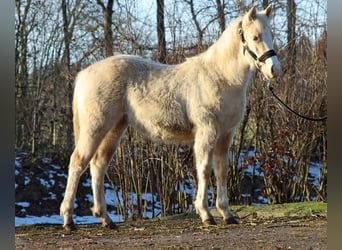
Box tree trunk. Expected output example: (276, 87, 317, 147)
(187, 0, 203, 53)
(15, 0, 31, 149)
(216, 0, 225, 33)
(287, 0, 296, 79)
(157, 0, 167, 63)
(61, 0, 74, 153)
(97, 0, 114, 57)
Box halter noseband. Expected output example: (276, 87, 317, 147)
(238, 22, 277, 70)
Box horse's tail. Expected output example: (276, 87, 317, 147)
(72, 79, 80, 147)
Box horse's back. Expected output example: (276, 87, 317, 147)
(74, 55, 165, 109)
(76, 55, 165, 89)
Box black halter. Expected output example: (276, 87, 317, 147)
(238, 22, 277, 69)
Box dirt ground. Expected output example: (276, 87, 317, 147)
(15, 206, 327, 250)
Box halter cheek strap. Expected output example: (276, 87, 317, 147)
(238, 22, 277, 69)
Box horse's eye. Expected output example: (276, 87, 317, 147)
(253, 36, 258, 41)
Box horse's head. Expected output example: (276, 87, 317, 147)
(240, 5, 281, 79)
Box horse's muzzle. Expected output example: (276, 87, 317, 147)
(261, 56, 281, 79)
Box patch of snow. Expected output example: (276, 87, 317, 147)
(39, 178, 51, 188)
(104, 189, 116, 206)
(24, 176, 31, 185)
(85, 194, 93, 203)
(241, 194, 251, 198)
(82, 179, 92, 187)
(58, 182, 66, 189)
(309, 162, 322, 188)
(104, 182, 112, 188)
(15, 158, 22, 167)
(16, 202, 30, 208)
(42, 192, 57, 200)
(141, 193, 155, 203)
(15, 212, 127, 227)
(257, 196, 269, 204)
(73, 215, 103, 225)
(251, 201, 268, 206)
(42, 157, 51, 164)
(247, 150, 255, 158)
(48, 174, 56, 185)
(50, 164, 61, 170)
(57, 173, 67, 178)
(15, 215, 63, 227)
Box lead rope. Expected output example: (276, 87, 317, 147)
(267, 81, 327, 122)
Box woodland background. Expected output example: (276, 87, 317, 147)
(15, 0, 327, 220)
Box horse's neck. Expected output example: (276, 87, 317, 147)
(200, 19, 252, 88)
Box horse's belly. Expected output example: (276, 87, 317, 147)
(129, 114, 194, 143)
(126, 95, 194, 143)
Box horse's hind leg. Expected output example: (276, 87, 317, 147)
(60, 133, 104, 231)
(213, 132, 238, 224)
(89, 117, 127, 229)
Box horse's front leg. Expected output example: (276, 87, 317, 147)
(213, 132, 238, 224)
(193, 126, 216, 225)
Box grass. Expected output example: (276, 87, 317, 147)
(229, 201, 327, 218)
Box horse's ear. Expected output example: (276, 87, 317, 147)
(246, 6, 257, 21)
(263, 5, 272, 17)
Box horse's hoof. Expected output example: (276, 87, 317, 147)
(224, 217, 239, 225)
(63, 222, 77, 231)
(203, 217, 216, 226)
(103, 221, 118, 230)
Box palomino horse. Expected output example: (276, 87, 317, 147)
(60, 5, 281, 231)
